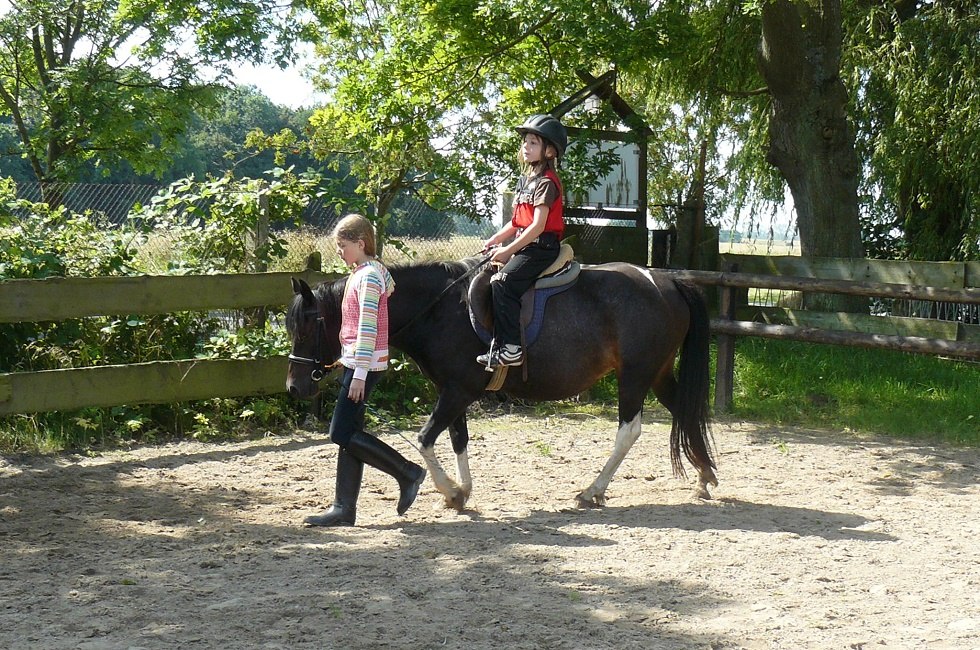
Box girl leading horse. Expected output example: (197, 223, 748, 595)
(286, 256, 718, 512)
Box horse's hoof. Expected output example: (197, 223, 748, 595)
(442, 490, 467, 512)
(694, 484, 713, 500)
(700, 469, 719, 488)
(575, 492, 605, 508)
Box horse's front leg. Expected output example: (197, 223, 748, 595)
(576, 412, 642, 507)
(416, 393, 474, 511)
(448, 413, 472, 505)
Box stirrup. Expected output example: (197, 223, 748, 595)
(477, 345, 522, 370)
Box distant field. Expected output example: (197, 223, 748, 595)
(722, 239, 800, 256)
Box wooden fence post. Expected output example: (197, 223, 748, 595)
(714, 263, 738, 413)
(246, 182, 271, 329)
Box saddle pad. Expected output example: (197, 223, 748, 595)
(469, 282, 575, 348)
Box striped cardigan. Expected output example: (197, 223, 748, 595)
(339, 260, 396, 380)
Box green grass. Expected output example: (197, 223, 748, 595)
(729, 338, 979, 445)
(491, 337, 978, 447)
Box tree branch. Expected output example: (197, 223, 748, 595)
(714, 85, 770, 98)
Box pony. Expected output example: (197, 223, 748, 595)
(286, 257, 717, 510)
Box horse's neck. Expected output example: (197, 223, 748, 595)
(389, 263, 468, 342)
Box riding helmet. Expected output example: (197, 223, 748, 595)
(516, 114, 568, 158)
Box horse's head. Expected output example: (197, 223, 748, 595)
(285, 277, 342, 399)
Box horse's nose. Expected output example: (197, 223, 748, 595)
(287, 383, 300, 399)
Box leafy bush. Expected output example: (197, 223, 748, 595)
(0, 176, 311, 452)
(132, 168, 321, 274)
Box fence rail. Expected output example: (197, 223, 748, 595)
(668, 256, 980, 412)
(1, 254, 977, 417)
(0, 268, 341, 415)
(0, 269, 338, 323)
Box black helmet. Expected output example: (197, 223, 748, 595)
(516, 114, 567, 158)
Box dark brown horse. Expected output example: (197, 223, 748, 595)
(286, 257, 717, 510)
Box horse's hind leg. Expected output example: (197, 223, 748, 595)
(576, 368, 649, 507)
(575, 411, 643, 507)
(652, 373, 717, 500)
(577, 363, 664, 506)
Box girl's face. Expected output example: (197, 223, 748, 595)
(521, 133, 550, 164)
(336, 237, 367, 267)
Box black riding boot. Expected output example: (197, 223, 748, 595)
(345, 431, 426, 516)
(304, 448, 363, 526)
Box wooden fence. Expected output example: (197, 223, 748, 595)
(1, 255, 977, 417)
(0, 268, 339, 415)
(669, 254, 980, 412)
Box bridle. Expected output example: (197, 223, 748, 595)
(287, 304, 340, 382)
(288, 251, 496, 383)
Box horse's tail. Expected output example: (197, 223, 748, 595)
(670, 280, 716, 479)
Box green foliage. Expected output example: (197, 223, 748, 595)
(0, 174, 305, 453)
(166, 87, 322, 183)
(730, 338, 979, 445)
(0, 0, 302, 186)
(296, 0, 779, 233)
(847, 1, 980, 261)
(133, 168, 322, 274)
(0, 191, 138, 279)
(370, 355, 439, 429)
(0, 189, 202, 373)
(201, 324, 291, 360)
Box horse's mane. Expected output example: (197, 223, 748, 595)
(387, 256, 480, 280)
(387, 256, 482, 306)
(286, 257, 481, 333)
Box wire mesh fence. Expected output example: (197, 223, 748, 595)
(11, 182, 975, 324)
(12, 181, 497, 264)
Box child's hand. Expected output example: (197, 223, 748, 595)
(491, 247, 512, 266)
(348, 377, 366, 402)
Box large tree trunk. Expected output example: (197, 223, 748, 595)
(758, 0, 865, 311)
(758, 0, 863, 259)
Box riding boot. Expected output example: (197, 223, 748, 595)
(304, 447, 363, 526)
(345, 431, 426, 516)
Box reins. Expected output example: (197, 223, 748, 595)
(388, 250, 496, 340)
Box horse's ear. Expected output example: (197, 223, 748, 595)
(291, 277, 316, 304)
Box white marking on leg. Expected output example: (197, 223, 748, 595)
(419, 445, 465, 509)
(577, 413, 642, 506)
(455, 450, 472, 502)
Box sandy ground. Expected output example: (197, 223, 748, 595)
(1, 410, 978, 650)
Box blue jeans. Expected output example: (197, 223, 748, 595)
(329, 367, 383, 446)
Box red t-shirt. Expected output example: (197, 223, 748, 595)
(510, 168, 564, 238)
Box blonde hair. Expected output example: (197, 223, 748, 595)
(332, 213, 377, 256)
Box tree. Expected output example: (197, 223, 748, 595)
(757, 0, 864, 260)
(280, 0, 520, 248)
(292, 0, 869, 261)
(168, 86, 318, 182)
(291, 0, 699, 250)
(847, 0, 980, 261)
(0, 0, 298, 202)
(294, 0, 979, 266)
